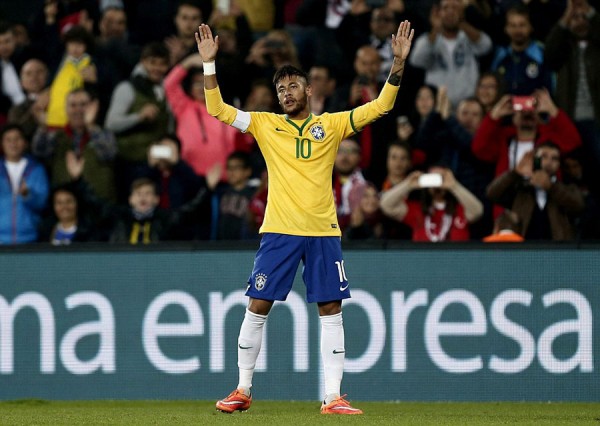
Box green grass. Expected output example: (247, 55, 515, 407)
(1, 400, 599, 425)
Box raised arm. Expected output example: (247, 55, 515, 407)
(387, 20, 414, 87)
(194, 24, 245, 129)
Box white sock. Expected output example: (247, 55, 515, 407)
(320, 312, 344, 402)
(237, 309, 268, 393)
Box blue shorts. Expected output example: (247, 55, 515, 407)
(246, 233, 351, 303)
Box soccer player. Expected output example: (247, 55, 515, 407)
(195, 20, 414, 415)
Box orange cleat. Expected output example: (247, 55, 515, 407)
(320, 394, 363, 415)
(216, 389, 252, 413)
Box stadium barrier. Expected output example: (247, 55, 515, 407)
(0, 243, 598, 401)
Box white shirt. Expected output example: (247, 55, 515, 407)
(5, 158, 27, 194)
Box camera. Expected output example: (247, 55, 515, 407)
(418, 173, 443, 188)
(150, 145, 172, 160)
(512, 95, 536, 112)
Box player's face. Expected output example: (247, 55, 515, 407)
(275, 76, 311, 117)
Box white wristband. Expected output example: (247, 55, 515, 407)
(203, 61, 216, 75)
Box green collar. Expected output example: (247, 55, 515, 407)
(285, 113, 312, 136)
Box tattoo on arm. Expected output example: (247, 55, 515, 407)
(388, 73, 403, 86)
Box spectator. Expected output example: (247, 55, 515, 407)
(545, 0, 600, 195)
(245, 29, 302, 83)
(334, 45, 401, 187)
(109, 176, 209, 243)
(409, 0, 492, 106)
(208, 3, 253, 105)
(0, 124, 49, 244)
(490, 5, 552, 95)
(45, 25, 96, 129)
(416, 88, 493, 237)
(94, 6, 141, 124)
(212, 151, 257, 240)
(472, 89, 582, 179)
(247, 169, 268, 235)
(33, 88, 117, 202)
(0, 21, 26, 126)
(37, 180, 99, 244)
(104, 41, 171, 201)
(308, 64, 339, 114)
(8, 58, 49, 140)
(482, 209, 524, 242)
(380, 166, 483, 242)
(139, 134, 220, 240)
(381, 140, 414, 240)
(395, 84, 437, 166)
(486, 141, 585, 240)
(344, 181, 384, 240)
(165, 1, 203, 66)
(382, 140, 412, 191)
(163, 53, 237, 182)
(333, 138, 367, 233)
(475, 71, 503, 114)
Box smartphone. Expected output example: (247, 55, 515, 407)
(512, 95, 536, 112)
(418, 173, 443, 188)
(533, 156, 542, 171)
(150, 145, 172, 160)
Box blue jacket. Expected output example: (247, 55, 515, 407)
(0, 155, 49, 243)
(491, 41, 553, 95)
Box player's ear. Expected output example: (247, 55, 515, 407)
(305, 84, 313, 97)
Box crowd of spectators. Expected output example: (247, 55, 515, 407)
(0, 0, 599, 245)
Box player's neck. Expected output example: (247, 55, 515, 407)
(287, 107, 311, 121)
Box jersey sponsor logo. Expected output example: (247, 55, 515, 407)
(309, 124, 325, 140)
(331, 224, 337, 229)
(238, 344, 252, 349)
(339, 283, 349, 291)
(255, 273, 268, 291)
(275, 127, 285, 132)
(332, 349, 345, 354)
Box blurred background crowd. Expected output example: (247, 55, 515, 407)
(0, 0, 599, 245)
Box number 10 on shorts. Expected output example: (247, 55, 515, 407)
(335, 260, 348, 282)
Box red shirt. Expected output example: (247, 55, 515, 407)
(404, 200, 470, 242)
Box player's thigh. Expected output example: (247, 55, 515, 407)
(247, 233, 304, 301)
(303, 236, 351, 303)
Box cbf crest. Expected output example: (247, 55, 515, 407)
(254, 273, 268, 291)
(309, 124, 325, 141)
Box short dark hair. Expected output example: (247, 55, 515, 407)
(140, 42, 170, 61)
(388, 140, 411, 156)
(227, 151, 251, 169)
(272, 65, 308, 87)
(0, 21, 12, 36)
(506, 4, 531, 22)
(0, 123, 27, 142)
(131, 177, 158, 194)
(63, 25, 94, 51)
(535, 140, 561, 155)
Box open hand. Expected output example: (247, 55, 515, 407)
(392, 20, 414, 61)
(195, 24, 219, 62)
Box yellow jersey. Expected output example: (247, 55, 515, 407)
(205, 82, 399, 236)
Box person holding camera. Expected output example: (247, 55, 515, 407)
(380, 166, 483, 241)
(486, 141, 585, 240)
(137, 134, 220, 240)
(471, 88, 581, 180)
